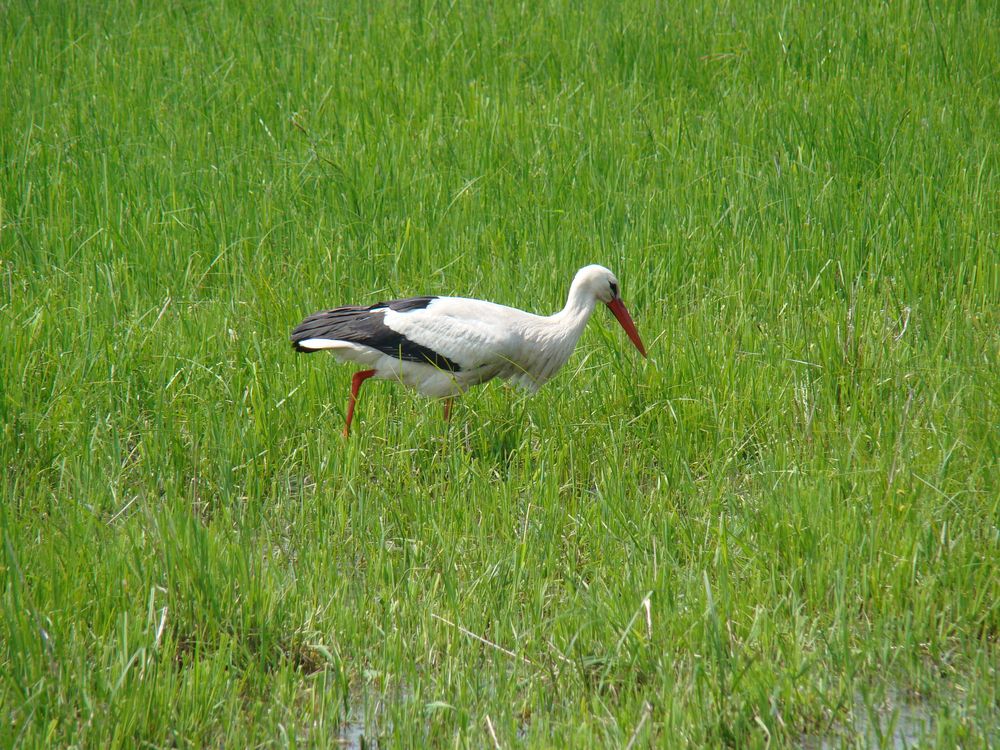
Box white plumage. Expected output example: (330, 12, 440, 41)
(291, 265, 647, 435)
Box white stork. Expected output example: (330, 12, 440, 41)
(291, 264, 647, 436)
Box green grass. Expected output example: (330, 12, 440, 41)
(2, 0, 998, 746)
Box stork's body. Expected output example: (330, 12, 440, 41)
(291, 265, 646, 435)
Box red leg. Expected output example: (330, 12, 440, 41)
(344, 370, 376, 437)
(443, 397, 454, 422)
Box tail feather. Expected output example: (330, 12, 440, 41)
(290, 306, 377, 352)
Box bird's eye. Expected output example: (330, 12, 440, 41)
(609, 282, 619, 298)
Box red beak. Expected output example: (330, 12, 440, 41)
(606, 298, 647, 357)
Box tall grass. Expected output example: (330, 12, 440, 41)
(2, 0, 998, 746)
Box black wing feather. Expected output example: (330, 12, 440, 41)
(290, 296, 462, 372)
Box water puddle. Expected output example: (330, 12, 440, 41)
(337, 717, 369, 750)
(337, 688, 384, 750)
(802, 688, 934, 748)
(336, 674, 412, 749)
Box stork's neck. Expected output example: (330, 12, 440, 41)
(548, 276, 599, 337)
(508, 275, 601, 387)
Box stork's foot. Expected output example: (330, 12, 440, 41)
(443, 397, 454, 422)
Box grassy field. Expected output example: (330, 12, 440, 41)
(2, 0, 998, 746)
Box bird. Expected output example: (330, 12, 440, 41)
(290, 264, 647, 436)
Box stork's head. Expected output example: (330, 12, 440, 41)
(573, 265, 647, 357)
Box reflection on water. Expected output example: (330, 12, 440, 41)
(337, 717, 369, 750)
(336, 679, 941, 747)
(337, 689, 381, 750)
(336, 676, 412, 749)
